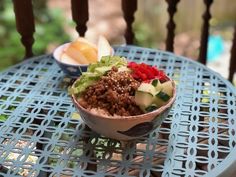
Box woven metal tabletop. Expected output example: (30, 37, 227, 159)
(0, 46, 236, 177)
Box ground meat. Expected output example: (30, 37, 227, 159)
(79, 67, 144, 116)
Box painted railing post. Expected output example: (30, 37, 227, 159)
(71, 0, 89, 37)
(122, 0, 137, 44)
(165, 0, 180, 52)
(13, 0, 35, 59)
(199, 0, 213, 65)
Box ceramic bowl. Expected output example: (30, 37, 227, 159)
(53, 43, 88, 78)
(71, 80, 176, 141)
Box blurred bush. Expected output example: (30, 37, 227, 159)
(133, 0, 236, 52)
(0, 0, 69, 71)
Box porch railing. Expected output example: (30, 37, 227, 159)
(12, 0, 236, 82)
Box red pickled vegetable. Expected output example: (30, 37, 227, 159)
(128, 62, 168, 82)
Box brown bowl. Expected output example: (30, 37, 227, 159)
(71, 80, 176, 141)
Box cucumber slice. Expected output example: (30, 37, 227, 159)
(153, 96, 166, 108)
(161, 80, 174, 97)
(151, 79, 159, 87)
(151, 79, 162, 93)
(145, 104, 158, 112)
(135, 91, 154, 108)
(137, 83, 156, 95)
(153, 91, 171, 108)
(156, 91, 170, 102)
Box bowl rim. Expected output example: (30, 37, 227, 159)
(71, 79, 177, 121)
(53, 43, 89, 67)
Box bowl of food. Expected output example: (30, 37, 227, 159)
(53, 36, 113, 78)
(70, 56, 176, 141)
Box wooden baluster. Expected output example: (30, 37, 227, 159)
(198, 0, 213, 130)
(229, 26, 236, 82)
(13, 0, 35, 59)
(199, 0, 213, 65)
(71, 0, 89, 37)
(165, 0, 180, 52)
(122, 0, 137, 44)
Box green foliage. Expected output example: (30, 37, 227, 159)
(33, 7, 70, 55)
(0, 1, 70, 71)
(0, 114, 8, 121)
(0, 2, 24, 70)
(133, 21, 156, 48)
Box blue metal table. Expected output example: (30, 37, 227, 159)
(0, 46, 236, 177)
